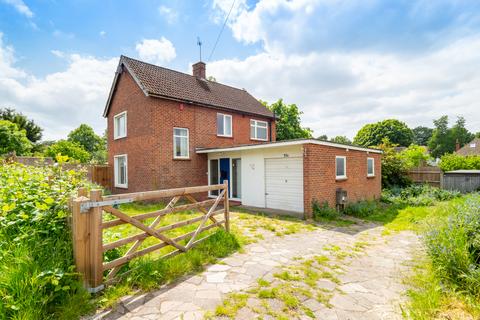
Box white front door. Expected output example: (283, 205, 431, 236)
(265, 157, 304, 213)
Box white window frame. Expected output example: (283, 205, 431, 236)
(335, 156, 347, 180)
(470, 143, 476, 148)
(250, 119, 268, 141)
(173, 127, 189, 159)
(114, 154, 128, 188)
(217, 113, 232, 137)
(367, 157, 375, 177)
(113, 111, 127, 140)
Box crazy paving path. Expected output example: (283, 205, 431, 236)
(95, 221, 420, 320)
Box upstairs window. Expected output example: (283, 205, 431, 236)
(173, 128, 189, 159)
(336, 156, 347, 179)
(367, 157, 375, 177)
(114, 111, 127, 139)
(470, 143, 477, 148)
(250, 119, 268, 141)
(217, 113, 232, 137)
(114, 155, 128, 188)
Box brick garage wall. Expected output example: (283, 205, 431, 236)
(107, 69, 275, 194)
(303, 143, 382, 219)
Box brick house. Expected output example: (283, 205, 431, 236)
(104, 56, 381, 218)
(456, 137, 480, 156)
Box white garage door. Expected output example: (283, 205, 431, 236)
(265, 157, 304, 213)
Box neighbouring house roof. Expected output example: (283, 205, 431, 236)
(103, 56, 275, 119)
(456, 137, 480, 156)
(196, 139, 383, 154)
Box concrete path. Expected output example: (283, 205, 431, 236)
(94, 222, 419, 320)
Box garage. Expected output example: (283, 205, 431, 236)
(265, 157, 304, 212)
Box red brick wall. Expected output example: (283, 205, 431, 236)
(303, 143, 382, 219)
(107, 69, 275, 193)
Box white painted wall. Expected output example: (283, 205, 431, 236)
(207, 145, 304, 210)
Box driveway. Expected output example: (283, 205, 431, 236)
(93, 220, 419, 320)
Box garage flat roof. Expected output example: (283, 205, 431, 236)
(196, 139, 383, 154)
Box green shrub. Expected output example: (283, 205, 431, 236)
(424, 195, 480, 296)
(439, 153, 480, 172)
(381, 184, 460, 206)
(312, 200, 338, 220)
(0, 163, 93, 319)
(344, 200, 379, 218)
(45, 140, 91, 163)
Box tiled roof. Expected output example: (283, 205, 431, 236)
(105, 55, 274, 118)
(457, 137, 480, 156)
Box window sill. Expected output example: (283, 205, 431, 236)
(114, 136, 127, 140)
(367, 175, 375, 178)
(336, 177, 348, 181)
(217, 135, 233, 139)
(173, 157, 191, 161)
(250, 138, 268, 142)
(115, 185, 128, 189)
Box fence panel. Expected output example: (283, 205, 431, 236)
(443, 172, 480, 193)
(407, 166, 442, 187)
(70, 182, 229, 292)
(89, 165, 111, 189)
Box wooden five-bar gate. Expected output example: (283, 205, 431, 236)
(70, 183, 229, 292)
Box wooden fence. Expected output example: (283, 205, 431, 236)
(88, 165, 111, 189)
(443, 171, 480, 193)
(70, 182, 229, 292)
(407, 166, 442, 187)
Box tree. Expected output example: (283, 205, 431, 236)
(330, 136, 352, 145)
(67, 124, 103, 154)
(263, 99, 313, 141)
(353, 119, 413, 147)
(412, 126, 433, 146)
(398, 145, 431, 169)
(0, 120, 32, 155)
(45, 140, 91, 163)
(0, 108, 42, 143)
(376, 138, 411, 188)
(317, 134, 328, 141)
(428, 116, 452, 158)
(450, 116, 474, 147)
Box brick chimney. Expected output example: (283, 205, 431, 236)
(192, 61, 206, 79)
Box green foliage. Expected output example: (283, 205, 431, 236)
(439, 153, 480, 172)
(45, 140, 91, 163)
(344, 200, 380, 218)
(381, 184, 460, 207)
(67, 124, 104, 154)
(0, 120, 32, 156)
(0, 108, 43, 143)
(429, 116, 475, 158)
(330, 135, 352, 145)
(376, 139, 411, 188)
(263, 99, 313, 141)
(398, 144, 431, 169)
(317, 134, 328, 140)
(0, 163, 92, 319)
(353, 119, 413, 147)
(424, 196, 480, 297)
(412, 126, 433, 146)
(312, 200, 338, 219)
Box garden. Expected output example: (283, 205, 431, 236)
(0, 162, 316, 319)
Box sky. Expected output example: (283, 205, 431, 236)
(1, 0, 480, 141)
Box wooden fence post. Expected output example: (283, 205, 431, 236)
(71, 188, 90, 288)
(223, 180, 230, 232)
(88, 189, 104, 292)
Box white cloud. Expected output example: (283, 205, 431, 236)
(135, 37, 176, 65)
(158, 5, 178, 24)
(0, 34, 117, 140)
(208, 36, 480, 138)
(2, 0, 33, 18)
(50, 50, 65, 58)
(99, 30, 106, 37)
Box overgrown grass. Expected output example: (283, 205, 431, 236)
(0, 163, 93, 320)
(311, 200, 355, 227)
